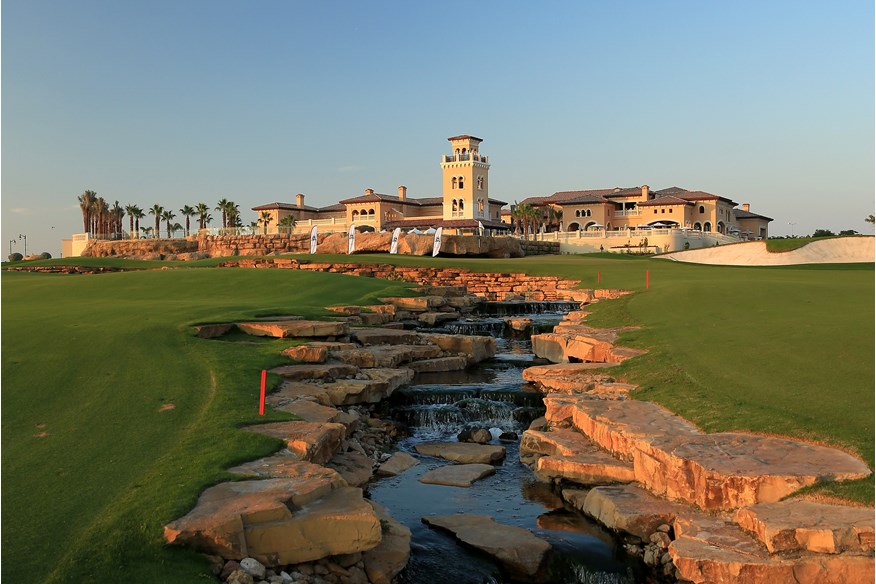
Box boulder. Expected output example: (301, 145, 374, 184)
(734, 499, 875, 554)
(417, 333, 497, 364)
(270, 363, 359, 382)
(378, 296, 447, 312)
(283, 345, 329, 363)
(405, 356, 469, 373)
(328, 451, 374, 487)
(458, 428, 492, 444)
(363, 502, 412, 584)
(519, 428, 635, 485)
(194, 323, 234, 338)
(415, 442, 505, 464)
(228, 455, 347, 493)
(329, 344, 442, 368)
(564, 484, 688, 540)
(269, 399, 340, 423)
(350, 328, 421, 346)
(164, 483, 381, 566)
(418, 463, 497, 487)
(244, 421, 345, 465)
(421, 514, 550, 579)
(376, 452, 420, 477)
(237, 319, 349, 338)
(437, 235, 525, 259)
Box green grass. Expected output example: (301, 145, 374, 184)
(764, 235, 871, 252)
(2, 254, 873, 582)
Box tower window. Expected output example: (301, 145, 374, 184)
(699, 205, 705, 214)
(575, 210, 581, 217)
(477, 176, 484, 190)
(452, 200, 458, 212)
(459, 177, 464, 189)
(452, 177, 458, 190)
(459, 200, 464, 211)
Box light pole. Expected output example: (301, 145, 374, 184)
(18, 234, 27, 256)
(9, 240, 15, 257)
(789, 222, 796, 238)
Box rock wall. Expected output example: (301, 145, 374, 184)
(519, 240, 560, 255)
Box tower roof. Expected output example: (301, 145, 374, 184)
(447, 134, 483, 142)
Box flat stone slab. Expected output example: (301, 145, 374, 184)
(415, 442, 505, 464)
(734, 499, 875, 554)
(283, 342, 358, 363)
(535, 454, 635, 486)
(422, 514, 550, 578)
(238, 319, 349, 338)
(244, 421, 344, 465)
(522, 363, 631, 397)
(227, 455, 346, 498)
(405, 356, 469, 373)
(327, 451, 374, 487)
(269, 368, 413, 407)
(194, 323, 235, 338)
(270, 399, 340, 423)
(376, 452, 420, 477)
(419, 463, 496, 487)
(329, 344, 442, 368)
(674, 510, 767, 558)
(164, 484, 380, 566)
(270, 362, 359, 382)
(563, 484, 689, 540)
(350, 327, 421, 346)
(379, 296, 446, 312)
(670, 534, 875, 584)
(364, 502, 412, 584)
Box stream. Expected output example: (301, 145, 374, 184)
(369, 309, 642, 584)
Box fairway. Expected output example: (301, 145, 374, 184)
(2, 255, 873, 583)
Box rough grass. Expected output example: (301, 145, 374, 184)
(2, 254, 873, 582)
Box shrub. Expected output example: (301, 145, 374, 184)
(40, 252, 52, 259)
(8, 253, 23, 262)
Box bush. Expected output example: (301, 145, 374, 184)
(8, 253, 23, 262)
(40, 252, 52, 259)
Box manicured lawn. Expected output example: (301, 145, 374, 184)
(2, 254, 873, 582)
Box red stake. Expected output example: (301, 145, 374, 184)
(646, 270, 650, 290)
(259, 369, 267, 415)
(597, 271, 601, 284)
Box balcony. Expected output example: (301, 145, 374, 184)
(442, 153, 489, 164)
(614, 209, 642, 217)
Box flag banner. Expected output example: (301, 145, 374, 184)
(477, 221, 484, 235)
(347, 225, 356, 254)
(390, 227, 401, 254)
(432, 227, 442, 257)
(309, 226, 318, 254)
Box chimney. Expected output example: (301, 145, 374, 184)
(398, 185, 407, 201)
(742, 203, 750, 212)
(296, 193, 305, 208)
(365, 188, 374, 196)
(642, 185, 650, 199)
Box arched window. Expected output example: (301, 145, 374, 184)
(352, 210, 359, 218)
(699, 205, 705, 214)
(477, 176, 484, 190)
(458, 177, 464, 189)
(478, 198, 484, 214)
(575, 209, 581, 217)
(586, 209, 592, 217)
(704, 222, 712, 232)
(694, 222, 701, 230)
(452, 177, 458, 190)
(461, 148, 467, 155)
(459, 200, 465, 212)
(368, 208, 375, 215)
(452, 200, 458, 212)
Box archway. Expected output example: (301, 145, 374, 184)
(703, 222, 712, 232)
(693, 222, 702, 230)
(356, 225, 375, 233)
(567, 222, 580, 231)
(717, 221, 725, 234)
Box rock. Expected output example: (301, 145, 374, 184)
(417, 333, 496, 364)
(221, 561, 241, 580)
(521, 362, 623, 395)
(228, 455, 347, 494)
(421, 514, 550, 579)
(270, 363, 360, 382)
(165, 484, 381, 566)
(404, 356, 469, 373)
(519, 428, 635, 485)
(415, 442, 505, 464)
(363, 502, 412, 584)
(649, 531, 672, 549)
(327, 451, 374, 487)
(240, 557, 267, 580)
(349, 328, 421, 346)
(194, 323, 234, 338)
(418, 463, 497, 487)
(505, 317, 532, 332)
(376, 452, 420, 477)
(499, 431, 519, 442)
(226, 569, 255, 584)
(458, 428, 491, 444)
(563, 484, 688, 540)
(378, 296, 446, 312)
(528, 417, 548, 431)
(272, 399, 341, 423)
(271, 369, 413, 408)
(244, 421, 345, 465)
(283, 345, 330, 364)
(238, 320, 349, 339)
(734, 499, 875, 554)
(326, 305, 361, 315)
(329, 344, 442, 368)
(669, 533, 875, 584)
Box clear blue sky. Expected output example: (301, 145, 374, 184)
(2, 0, 873, 256)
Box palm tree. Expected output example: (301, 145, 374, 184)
(196, 203, 210, 230)
(170, 222, 184, 237)
(278, 215, 297, 235)
(78, 190, 98, 234)
(226, 202, 240, 231)
(132, 207, 145, 238)
(111, 201, 125, 238)
(258, 211, 273, 235)
(215, 198, 230, 229)
(94, 197, 109, 238)
(141, 226, 153, 238)
(866, 214, 875, 225)
(125, 204, 141, 238)
(248, 221, 259, 235)
(180, 205, 196, 236)
(149, 204, 164, 238)
(161, 210, 177, 238)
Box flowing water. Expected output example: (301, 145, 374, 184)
(369, 321, 642, 583)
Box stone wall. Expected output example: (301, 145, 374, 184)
(519, 240, 560, 255)
(219, 258, 627, 302)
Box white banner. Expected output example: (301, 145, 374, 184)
(309, 225, 318, 254)
(389, 227, 401, 254)
(347, 225, 356, 255)
(432, 227, 442, 257)
(477, 221, 484, 236)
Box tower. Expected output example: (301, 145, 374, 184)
(441, 135, 489, 220)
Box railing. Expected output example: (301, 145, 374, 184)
(614, 209, 642, 217)
(442, 154, 489, 164)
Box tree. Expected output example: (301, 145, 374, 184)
(812, 229, 835, 238)
(93, 197, 109, 238)
(149, 205, 164, 238)
(215, 198, 230, 229)
(196, 203, 210, 230)
(110, 201, 125, 238)
(140, 226, 153, 238)
(278, 215, 297, 235)
(180, 205, 196, 236)
(170, 222, 184, 237)
(226, 202, 240, 230)
(839, 229, 859, 236)
(125, 204, 141, 239)
(258, 211, 273, 235)
(161, 210, 177, 238)
(78, 190, 97, 234)
(132, 207, 145, 238)
(866, 214, 875, 225)
(248, 221, 259, 235)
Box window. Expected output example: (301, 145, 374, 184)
(661, 209, 665, 214)
(694, 222, 701, 230)
(654, 210, 658, 215)
(586, 209, 592, 217)
(669, 208, 673, 213)
(576, 210, 581, 217)
(452, 177, 458, 190)
(704, 222, 712, 232)
(352, 210, 359, 218)
(452, 200, 458, 212)
(478, 198, 484, 214)
(477, 176, 484, 190)
(699, 205, 705, 214)
(459, 200, 464, 211)
(459, 177, 465, 189)
(368, 209, 375, 215)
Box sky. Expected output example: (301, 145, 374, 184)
(2, 1, 874, 257)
